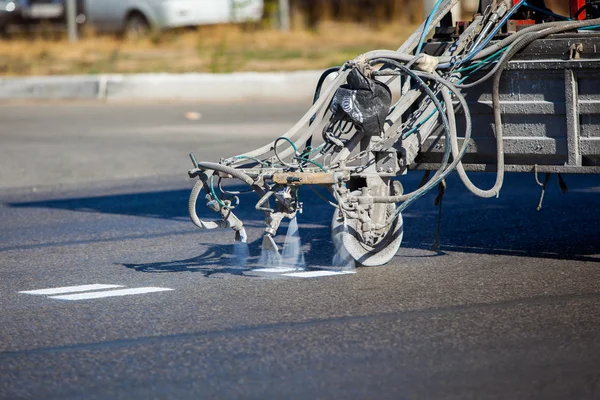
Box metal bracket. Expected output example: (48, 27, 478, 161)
(569, 43, 583, 60)
(375, 150, 398, 175)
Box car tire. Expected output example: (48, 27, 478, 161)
(124, 12, 150, 39)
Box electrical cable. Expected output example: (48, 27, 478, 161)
(523, 1, 570, 20)
(368, 59, 454, 209)
(438, 0, 527, 68)
(467, 0, 527, 56)
(273, 136, 302, 170)
(456, 17, 600, 89)
(392, 72, 472, 214)
(218, 177, 254, 196)
(307, 185, 339, 208)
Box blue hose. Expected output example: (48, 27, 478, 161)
(415, 0, 444, 55)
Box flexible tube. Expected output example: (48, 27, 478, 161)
(416, 0, 444, 55)
(442, 87, 502, 198)
(196, 161, 261, 191)
(473, 19, 579, 60)
(367, 71, 472, 207)
(367, 59, 454, 204)
(457, 18, 600, 89)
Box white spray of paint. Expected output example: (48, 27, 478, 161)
(232, 241, 250, 267)
(331, 221, 356, 271)
(257, 217, 306, 270)
(258, 247, 282, 269)
(281, 217, 306, 269)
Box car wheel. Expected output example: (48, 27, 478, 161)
(124, 12, 150, 39)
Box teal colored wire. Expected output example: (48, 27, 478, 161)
(402, 110, 437, 139)
(455, 47, 507, 73)
(295, 156, 328, 172)
(580, 25, 600, 30)
(456, 47, 510, 84)
(457, 63, 491, 83)
(276, 136, 298, 154)
(235, 155, 265, 163)
(209, 176, 232, 209)
(306, 143, 325, 155)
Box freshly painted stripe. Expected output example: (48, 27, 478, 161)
(48, 287, 173, 300)
(283, 270, 356, 278)
(19, 284, 124, 295)
(253, 267, 303, 273)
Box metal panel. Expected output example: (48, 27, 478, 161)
(415, 34, 600, 174)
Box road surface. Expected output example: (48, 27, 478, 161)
(1, 102, 599, 399)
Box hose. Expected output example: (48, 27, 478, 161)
(368, 59, 454, 204)
(457, 0, 527, 66)
(442, 86, 502, 198)
(218, 177, 253, 196)
(457, 18, 600, 88)
(443, 18, 600, 194)
(188, 179, 217, 230)
(189, 161, 267, 229)
(367, 70, 473, 209)
(230, 69, 349, 164)
(416, 0, 444, 55)
(197, 161, 255, 187)
(473, 19, 580, 60)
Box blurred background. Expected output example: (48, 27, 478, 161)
(0, 0, 570, 76)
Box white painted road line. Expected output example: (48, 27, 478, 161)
(283, 270, 356, 278)
(19, 284, 124, 295)
(48, 287, 174, 301)
(253, 267, 303, 273)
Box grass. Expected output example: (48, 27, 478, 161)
(0, 0, 569, 77)
(0, 21, 417, 76)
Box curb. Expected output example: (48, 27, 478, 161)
(0, 71, 327, 102)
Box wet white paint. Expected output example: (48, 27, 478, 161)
(48, 287, 174, 301)
(19, 284, 124, 295)
(283, 270, 356, 278)
(254, 267, 301, 273)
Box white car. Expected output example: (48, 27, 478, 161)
(85, 0, 264, 37)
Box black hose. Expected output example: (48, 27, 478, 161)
(307, 66, 342, 149)
(574, 1, 600, 19)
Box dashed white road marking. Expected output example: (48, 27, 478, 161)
(282, 270, 356, 278)
(48, 287, 174, 301)
(19, 284, 124, 295)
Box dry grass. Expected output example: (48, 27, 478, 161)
(0, 21, 417, 76)
(0, 0, 571, 77)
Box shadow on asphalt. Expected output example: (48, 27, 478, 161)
(7, 173, 600, 265)
(122, 242, 256, 278)
(8, 189, 191, 220)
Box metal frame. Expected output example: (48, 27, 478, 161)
(414, 33, 600, 174)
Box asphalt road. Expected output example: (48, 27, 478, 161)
(1, 102, 599, 400)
